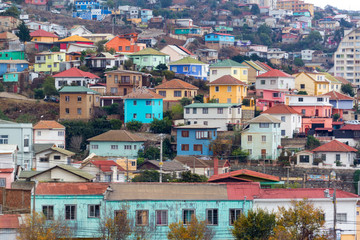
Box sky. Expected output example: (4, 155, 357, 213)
(306, 0, 360, 11)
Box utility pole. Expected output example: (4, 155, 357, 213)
(325, 171, 337, 240)
(126, 157, 129, 182)
(159, 134, 164, 183)
(333, 183, 337, 240)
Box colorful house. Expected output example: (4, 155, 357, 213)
(33, 120, 66, 148)
(129, 48, 169, 71)
(80, 160, 126, 182)
(123, 88, 164, 123)
(207, 75, 247, 104)
(34, 52, 66, 73)
(175, 125, 217, 156)
(105, 35, 145, 53)
(30, 29, 58, 43)
(241, 114, 282, 160)
(204, 33, 235, 50)
(140, 9, 153, 23)
(53, 67, 100, 90)
(209, 59, 249, 83)
(56, 35, 94, 52)
(320, 91, 354, 120)
(87, 130, 145, 158)
(160, 45, 195, 62)
(256, 69, 295, 96)
(169, 57, 209, 80)
(293, 72, 330, 95)
(154, 78, 198, 103)
(0, 60, 28, 76)
(241, 60, 267, 84)
(256, 89, 293, 111)
(105, 69, 149, 96)
(0, 50, 25, 60)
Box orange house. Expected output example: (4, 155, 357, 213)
(105, 36, 146, 53)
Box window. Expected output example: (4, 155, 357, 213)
(281, 116, 285, 122)
(270, 80, 276, 85)
(124, 145, 132, 150)
(192, 66, 196, 72)
(156, 210, 168, 225)
(42, 205, 54, 220)
(118, 46, 123, 51)
(317, 98, 323, 102)
(262, 135, 266, 142)
(172, 66, 177, 72)
(65, 96, 70, 102)
(131, 161, 136, 166)
(336, 154, 340, 161)
(88, 205, 100, 218)
(212, 70, 217, 75)
(0, 135, 8, 144)
(24, 135, 29, 147)
(337, 213, 347, 223)
(40, 157, 48, 162)
(111, 145, 118, 150)
(193, 144, 203, 153)
(301, 109, 306, 114)
(196, 131, 209, 139)
(281, 130, 286, 136)
(298, 97, 303, 102)
(300, 84, 305, 89)
(174, 91, 182, 97)
(136, 210, 149, 226)
(134, 145, 137, 150)
(146, 114, 152, 118)
(159, 91, 166, 97)
(146, 100, 151, 105)
(217, 108, 223, 114)
(259, 123, 269, 128)
(204, 121, 208, 125)
(186, 108, 190, 114)
(133, 100, 137, 106)
(91, 145, 98, 149)
(133, 113, 137, 119)
(181, 131, 189, 137)
(125, 46, 130, 51)
(58, 131, 64, 136)
(181, 144, 189, 151)
(229, 209, 242, 225)
(0, 178, 5, 187)
(77, 108, 82, 115)
(192, 108, 197, 114)
(65, 205, 76, 220)
(248, 135, 252, 142)
(321, 154, 326, 161)
(37, 131, 41, 136)
(65, 108, 70, 114)
(183, 209, 195, 225)
(233, 70, 237, 74)
(260, 80, 265, 85)
(77, 96, 82, 102)
(54, 155, 61, 160)
(227, 86, 231, 92)
(206, 209, 218, 225)
(202, 108, 208, 114)
(183, 66, 188, 72)
(299, 155, 309, 163)
(114, 75, 118, 83)
(215, 86, 219, 92)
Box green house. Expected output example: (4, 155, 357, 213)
(129, 48, 169, 70)
(3, 72, 19, 82)
(0, 51, 25, 60)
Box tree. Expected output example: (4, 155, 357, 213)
(294, 58, 304, 67)
(43, 76, 58, 96)
(341, 83, 355, 97)
(332, 113, 340, 122)
(132, 170, 173, 182)
(103, 103, 121, 115)
(251, 4, 260, 15)
(17, 211, 72, 240)
(210, 137, 232, 157)
(0, 109, 9, 120)
(99, 207, 131, 240)
(34, 88, 45, 99)
(50, 46, 60, 52)
(179, 97, 192, 106)
(110, 119, 122, 129)
(173, 171, 208, 182)
(231, 148, 249, 162)
(149, 117, 172, 134)
(297, 91, 308, 95)
(126, 120, 143, 132)
(168, 215, 214, 240)
(16, 21, 31, 42)
(193, 94, 204, 103)
(305, 135, 320, 150)
(169, 104, 183, 120)
(232, 208, 276, 240)
(271, 200, 328, 240)
(96, 39, 108, 53)
(156, 63, 168, 71)
(2, 6, 20, 18)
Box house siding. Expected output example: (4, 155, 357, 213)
(176, 127, 217, 156)
(124, 98, 163, 123)
(89, 141, 143, 158)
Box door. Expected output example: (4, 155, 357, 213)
(261, 149, 266, 159)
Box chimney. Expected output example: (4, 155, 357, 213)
(162, 75, 167, 84)
(213, 157, 219, 176)
(111, 165, 118, 182)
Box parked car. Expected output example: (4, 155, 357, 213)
(44, 96, 59, 103)
(345, 120, 360, 125)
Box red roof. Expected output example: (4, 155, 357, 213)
(226, 182, 261, 200)
(178, 46, 194, 55)
(0, 168, 13, 173)
(33, 120, 65, 130)
(320, 90, 354, 101)
(90, 160, 125, 172)
(30, 29, 58, 38)
(52, 67, 100, 78)
(340, 124, 360, 130)
(257, 188, 359, 199)
(262, 104, 300, 115)
(257, 69, 293, 78)
(36, 182, 109, 195)
(312, 140, 357, 152)
(208, 169, 280, 182)
(0, 214, 22, 229)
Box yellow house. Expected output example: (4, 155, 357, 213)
(323, 72, 342, 92)
(34, 52, 66, 73)
(30, 29, 59, 43)
(293, 72, 330, 95)
(207, 75, 247, 104)
(154, 78, 198, 101)
(209, 59, 249, 84)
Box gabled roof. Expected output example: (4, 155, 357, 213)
(257, 188, 359, 199)
(123, 88, 164, 99)
(57, 35, 93, 43)
(242, 60, 266, 72)
(30, 29, 58, 38)
(184, 103, 240, 108)
(154, 79, 198, 90)
(36, 182, 108, 195)
(33, 120, 65, 130)
(208, 169, 280, 182)
(58, 86, 100, 94)
(177, 46, 194, 55)
(262, 104, 300, 115)
(340, 125, 360, 131)
(169, 57, 206, 65)
(210, 59, 248, 68)
(174, 156, 228, 168)
(312, 140, 357, 152)
(254, 61, 273, 71)
(33, 143, 55, 154)
(0, 31, 18, 40)
(138, 160, 185, 171)
(335, 76, 356, 87)
(25, 164, 95, 181)
(208, 75, 247, 86)
(53, 67, 99, 78)
(247, 113, 282, 123)
(320, 90, 354, 101)
(257, 69, 293, 78)
(87, 130, 146, 142)
(86, 160, 125, 172)
(131, 47, 168, 56)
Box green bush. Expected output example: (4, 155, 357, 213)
(110, 119, 122, 129)
(126, 120, 143, 132)
(34, 88, 44, 99)
(150, 117, 172, 134)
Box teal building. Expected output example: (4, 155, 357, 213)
(0, 50, 25, 60)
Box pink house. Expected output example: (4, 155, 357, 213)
(256, 89, 292, 111)
(0, 168, 14, 188)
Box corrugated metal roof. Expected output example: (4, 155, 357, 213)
(184, 103, 239, 108)
(87, 130, 146, 142)
(36, 182, 108, 195)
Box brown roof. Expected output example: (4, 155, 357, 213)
(262, 104, 300, 114)
(123, 88, 164, 99)
(154, 79, 198, 90)
(36, 182, 109, 195)
(209, 169, 280, 182)
(208, 75, 247, 86)
(247, 114, 282, 123)
(335, 76, 356, 87)
(87, 130, 146, 142)
(320, 90, 354, 101)
(312, 140, 358, 152)
(139, 160, 186, 171)
(33, 120, 65, 130)
(0, 31, 18, 40)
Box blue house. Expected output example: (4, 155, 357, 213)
(141, 9, 153, 23)
(0, 60, 28, 76)
(321, 90, 354, 120)
(87, 130, 145, 158)
(33, 182, 257, 240)
(169, 57, 209, 80)
(124, 88, 164, 124)
(175, 125, 217, 156)
(205, 33, 235, 49)
(73, 0, 111, 20)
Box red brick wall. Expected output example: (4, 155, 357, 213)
(0, 188, 31, 214)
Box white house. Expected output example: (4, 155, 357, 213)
(254, 188, 359, 240)
(70, 25, 92, 36)
(86, 52, 121, 70)
(160, 45, 196, 62)
(301, 49, 315, 61)
(262, 104, 302, 138)
(53, 67, 100, 90)
(67, 43, 97, 53)
(183, 103, 242, 131)
(34, 145, 75, 171)
(0, 144, 18, 169)
(256, 69, 295, 91)
(311, 140, 358, 167)
(267, 48, 289, 60)
(80, 159, 126, 182)
(175, 18, 193, 27)
(33, 120, 66, 148)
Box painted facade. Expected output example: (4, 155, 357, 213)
(293, 72, 330, 95)
(207, 75, 247, 104)
(34, 52, 66, 73)
(0, 60, 28, 76)
(154, 78, 198, 101)
(0, 51, 25, 60)
(209, 59, 249, 83)
(35, 147, 74, 171)
(129, 48, 168, 70)
(204, 33, 235, 50)
(33, 120, 66, 148)
(169, 57, 209, 80)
